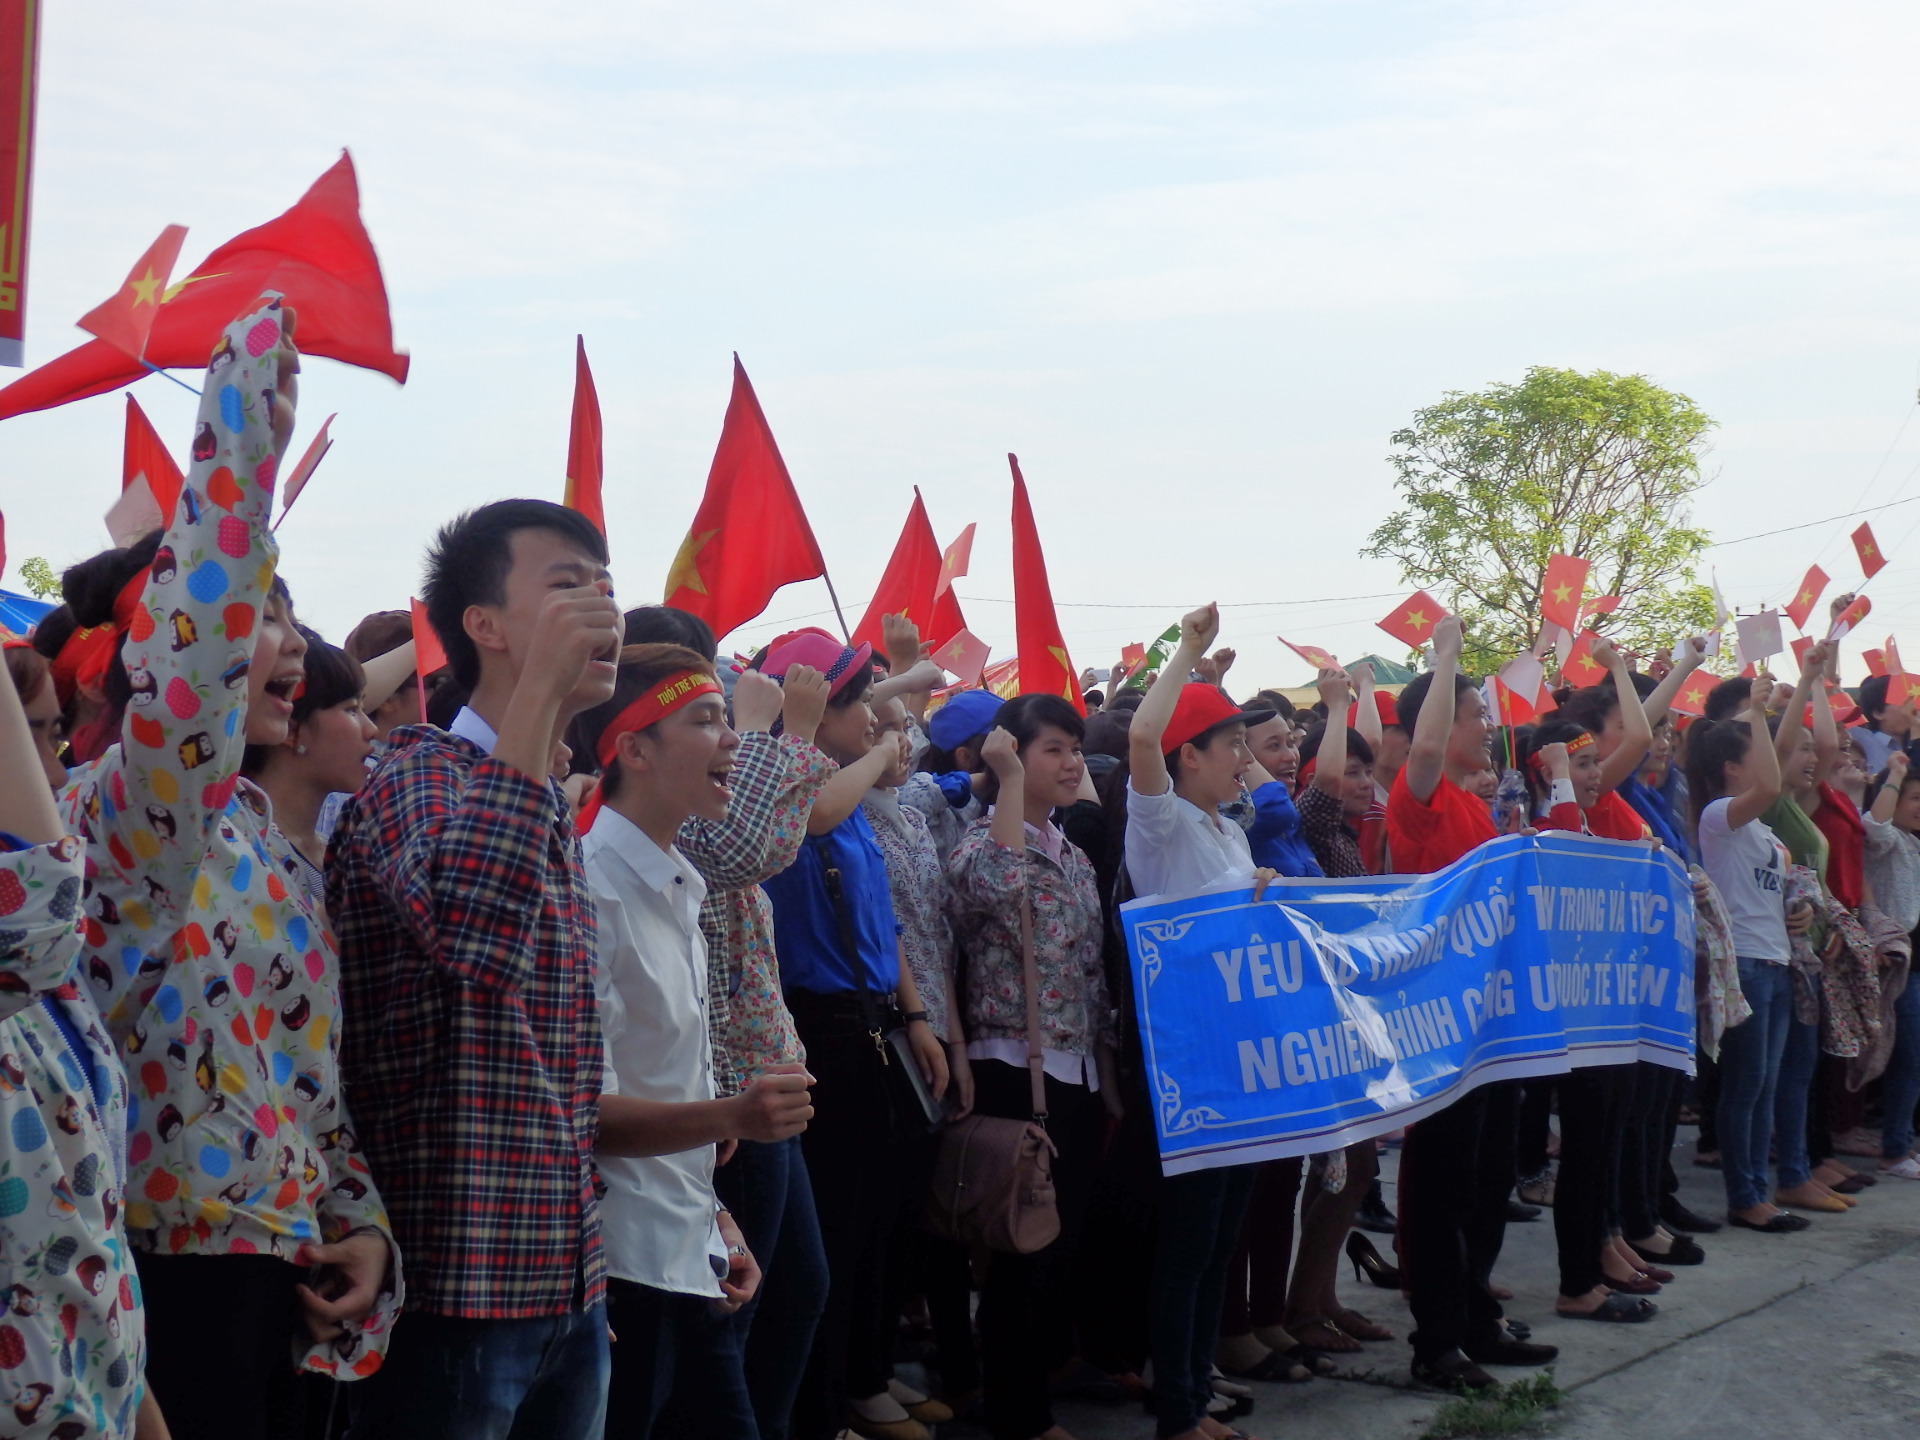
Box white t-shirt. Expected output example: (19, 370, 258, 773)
(1125, 780, 1256, 902)
(1698, 797, 1792, 963)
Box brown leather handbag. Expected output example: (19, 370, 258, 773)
(924, 890, 1061, 1254)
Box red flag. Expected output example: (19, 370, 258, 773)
(1891, 673, 1919, 709)
(1378, 590, 1448, 649)
(563, 335, 604, 535)
(1562, 629, 1608, 687)
(1862, 648, 1888, 677)
(1853, 522, 1888, 579)
(1888, 636, 1906, 677)
(1784, 564, 1829, 630)
(0, 152, 408, 418)
(273, 413, 335, 530)
(935, 523, 974, 599)
(932, 628, 990, 686)
(1671, 670, 1716, 717)
(853, 490, 950, 651)
(1009, 454, 1084, 714)
(77, 223, 188, 361)
(1831, 592, 1872, 641)
(1279, 636, 1338, 670)
(982, 656, 1021, 699)
(0, 0, 41, 368)
(1581, 594, 1621, 621)
(663, 355, 827, 639)
(103, 394, 186, 546)
(1790, 635, 1812, 671)
(410, 596, 448, 720)
(1539, 553, 1591, 631)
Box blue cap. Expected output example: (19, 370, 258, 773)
(927, 689, 1004, 753)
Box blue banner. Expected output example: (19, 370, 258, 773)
(1120, 834, 1695, 1175)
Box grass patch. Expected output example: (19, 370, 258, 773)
(1422, 1370, 1565, 1439)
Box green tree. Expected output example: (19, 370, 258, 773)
(17, 556, 60, 601)
(1363, 366, 1718, 675)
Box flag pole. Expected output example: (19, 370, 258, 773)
(819, 569, 853, 643)
(140, 360, 201, 397)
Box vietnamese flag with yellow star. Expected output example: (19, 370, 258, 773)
(1670, 668, 1717, 717)
(663, 355, 827, 639)
(1853, 522, 1888, 580)
(1009, 454, 1084, 715)
(853, 489, 967, 652)
(1539, 553, 1590, 632)
(1377, 590, 1447, 650)
(77, 223, 187, 361)
(0, 151, 407, 419)
(1784, 563, 1829, 631)
(1562, 629, 1609, 687)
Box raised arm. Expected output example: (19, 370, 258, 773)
(1727, 687, 1785, 829)
(0, 672, 85, 1021)
(1770, 643, 1823, 769)
(1594, 636, 1653, 789)
(1403, 614, 1463, 803)
(1129, 604, 1217, 798)
(67, 299, 298, 934)
(1350, 662, 1383, 750)
(1639, 635, 1704, 731)
(1807, 650, 1840, 788)
(1311, 666, 1352, 799)
(1870, 751, 1909, 825)
(679, 669, 833, 889)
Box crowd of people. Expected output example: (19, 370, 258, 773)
(3, 296, 1918, 1440)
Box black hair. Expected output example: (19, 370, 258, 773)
(1557, 685, 1617, 735)
(1683, 717, 1755, 832)
(1107, 691, 1144, 715)
(1252, 690, 1296, 724)
(624, 605, 718, 660)
(29, 605, 75, 663)
(1395, 669, 1476, 733)
(827, 660, 873, 711)
(422, 500, 610, 689)
(1299, 721, 1375, 770)
(573, 643, 716, 800)
(1859, 673, 1891, 728)
(1703, 677, 1753, 723)
(979, 693, 1086, 804)
(242, 628, 365, 776)
(1083, 689, 1105, 712)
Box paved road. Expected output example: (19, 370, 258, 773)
(986, 1132, 1920, 1440)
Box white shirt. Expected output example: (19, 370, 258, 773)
(583, 808, 728, 1297)
(1124, 780, 1256, 902)
(1698, 797, 1792, 963)
(449, 705, 498, 754)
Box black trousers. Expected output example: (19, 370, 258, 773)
(788, 993, 911, 1440)
(1398, 1082, 1516, 1361)
(1618, 1064, 1679, 1240)
(136, 1250, 306, 1440)
(1551, 1067, 1626, 1297)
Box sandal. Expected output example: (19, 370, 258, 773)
(1331, 1308, 1395, 1342)
(1291, 1319, 1362, 1354)
(1517, 1169, 1556, 1207)
(1283, 1343, 1339, 1376)
(1558, 1292, 1658, 1322)
(1220, 1349, 1312, 1384)
(1879, 1155, 1920, 1180)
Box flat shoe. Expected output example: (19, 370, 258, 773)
(1605, 1270, 1662, 1294)
(1411, 1349, 1496, 1392)
(1557, 1292, 1658, 1323)
(1661, 1201, 1722, 1233)
(1464, 1336, 1560, 1365)
(1775, 1190, 1849, 1213)
(1831, 1173, 1873, 1193)
(1630, 1234, 1705, 1266)
(1728, 1211, 1811, 1233)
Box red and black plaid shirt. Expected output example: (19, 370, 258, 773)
(326, 726, 606, 1318)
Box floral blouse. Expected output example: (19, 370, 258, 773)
(862, 790, 955, 1042)
(0, 835, 144, 1437)
(679, 732, 833, 1095)
(58, 300, 399, 1377)
(945, 817, 1114, 1058)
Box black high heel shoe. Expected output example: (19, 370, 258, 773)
(1347, 1231, 1402, 1290)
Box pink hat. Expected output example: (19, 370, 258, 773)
(761, 631, 874, 696)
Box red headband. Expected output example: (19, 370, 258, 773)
(1528, 730, 1596, 774)
(576, 669, 724, 832)
(50, 571, 147, 708)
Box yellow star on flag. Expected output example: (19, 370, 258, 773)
(1551, 583, 1573, 605)
(665, 529, 718, 598)
(129, 266, 164, 307)
(1405, 609, 1429, 632)
(160, 271, 228, 304)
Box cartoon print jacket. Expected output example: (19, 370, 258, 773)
(0, 836, 143, 1438)
(57, 299, 401, 1378)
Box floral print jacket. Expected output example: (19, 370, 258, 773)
(0, 836, 144, 1438)
(57, 300, 398, 1378)
(945, 818, 1114, 1056)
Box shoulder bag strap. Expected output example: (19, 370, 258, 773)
(1019, 872, 1047, 1124)
(814, 835, 890, 1065)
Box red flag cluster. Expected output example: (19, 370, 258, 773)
(852, 489, 967, 654)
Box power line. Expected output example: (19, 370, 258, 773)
(1708, 492, 1920, 549)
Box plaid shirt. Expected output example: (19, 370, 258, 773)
(326, 725, 605, 1319)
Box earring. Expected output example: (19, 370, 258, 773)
(295, 744, 308, 755)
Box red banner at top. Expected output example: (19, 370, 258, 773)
(0, 1, 40, 366)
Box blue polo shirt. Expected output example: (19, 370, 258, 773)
(1245, 782, 1325, 879)
(764, 809, 901, 996)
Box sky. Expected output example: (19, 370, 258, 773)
(5, 0, 1920, 690)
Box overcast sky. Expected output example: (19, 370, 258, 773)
(5, 0, 1920, 688)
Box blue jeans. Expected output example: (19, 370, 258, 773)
(347, 1303, 610, 1440)
(715, 1136, 827, 1440)
(605, 1278, 758, 1439)
(1150, 1165, 1257, 1438)
(1718, 960, 1793, 1213)
(1882, 979, 1920, 1159)
(1773, 992, 1821, 1190)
